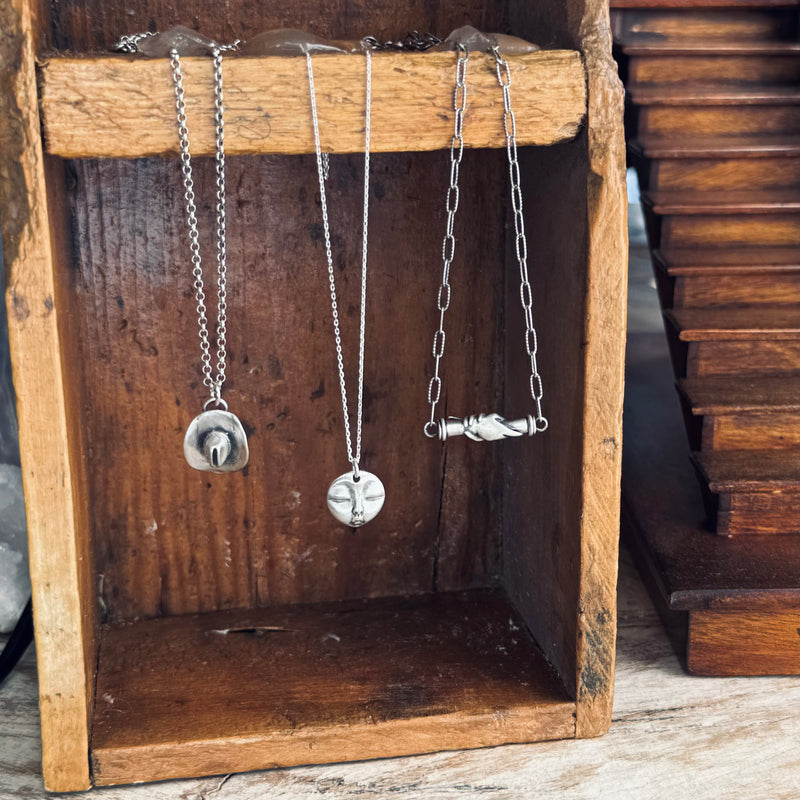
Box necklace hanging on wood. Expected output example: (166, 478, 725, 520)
(170, 35, 249, 472)
(424, 37, 549, 443)
(307, 45, 385, 527)
(116, 27, 248, 472)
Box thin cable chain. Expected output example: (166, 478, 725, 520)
(170, 47, 232, 406)
(492, 47, 547, 432)
(424, 45, 468, 438)
(307, 49, 372, 476)
(212, 49, 228, 392)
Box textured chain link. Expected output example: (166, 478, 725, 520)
(424, 45, 468, 438)
(492, 47, 547, 432)
(171, 48, 228, 406)
(211, 48, 229, 394)
(362, 31, 442, 51)
(424, 45, 548, 437)
(113, 31, 156, 52)
(307, 50, 373, 476)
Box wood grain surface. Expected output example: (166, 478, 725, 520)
(68, 147, 507, 620)
(679, 375, 800, 415)
(626, 53, 800, 86)
(637, 105, 800, 136)
(655, 245, 800, 273)
(42, 0, 510, 52)
(614, 8, 799, 41)
(622, 333, 800, 612)
(619, 38, 800, 56)
(0, 0, 94, 790)
(671, 273, 800, 307)
(717, 490, 800, 535)
(502, 0, 627, 739)
(90, 590, 574, 785)
(628, 84, 800, 105)
(668, 306, 800, 340)
(685, 339, 800, 377)
(647, 158, 800, 191)
(632, 133, 800, 158)
(39, 51, 586, 158)
(2, 549, 799, 800)
(689, 609, 800, 675)
(692, 449, 800, 492)
(678, 376, 800, 451)
(659, 213, 800, 247)
(700, 412, 799, 450)
(645, 188, 800, 214)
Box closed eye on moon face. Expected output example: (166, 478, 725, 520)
(326, 470, 385, 526)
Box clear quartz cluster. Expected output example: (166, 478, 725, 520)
(0, 464, 29, 633)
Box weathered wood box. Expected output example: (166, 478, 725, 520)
(0, 0, 626, 791)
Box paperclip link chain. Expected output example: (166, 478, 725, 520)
(492, 46, 547, 433)
(171, 47, 229, 408)
(307, 49, 373, 477)
(424, 45, 548, 437)
(424, 44, 468, 438)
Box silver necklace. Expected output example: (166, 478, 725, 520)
(307, 48, 385, 528)
(424, 44, 549, 443)
(171, 45, 249, 472)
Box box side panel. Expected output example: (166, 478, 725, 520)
(500, 135, 587, 712)
(504, 0, 626, 736)
(573, 0, 627, 737)
(0, 0, 96, 791)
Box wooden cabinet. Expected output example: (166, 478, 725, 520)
(0, 0, 627, 790)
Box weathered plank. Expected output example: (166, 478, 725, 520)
(504, 0, 627, 740)
(39, 50, 586, 158)
(0, 0, 95, 792)
(90, 591, 573, 785)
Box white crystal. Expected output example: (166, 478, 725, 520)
(0, 464, 29, 633)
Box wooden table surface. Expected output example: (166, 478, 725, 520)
(1, 548, 797, 800)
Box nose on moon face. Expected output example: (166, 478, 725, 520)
(326, 470, 386, 527)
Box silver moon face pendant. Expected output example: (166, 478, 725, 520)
(326, 470, 385, 527)
(183, 409, 249, 473)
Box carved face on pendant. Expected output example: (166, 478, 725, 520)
(326, 470, 385, 527)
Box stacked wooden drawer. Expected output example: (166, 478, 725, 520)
(616, 1, 800, 537)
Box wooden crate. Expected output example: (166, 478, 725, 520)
(0, 0, 627, 791)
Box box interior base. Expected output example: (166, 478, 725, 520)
(90, 588, 575, 786)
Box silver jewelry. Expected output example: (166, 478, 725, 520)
(170, 44, 249, 472)
(307, 47, 385, 526)
(362, 31, 442, 51)
(424, 44, 548, 442)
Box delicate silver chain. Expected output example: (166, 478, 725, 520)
(424, 46, 548, 437)
(424, 45, 468, 437)
(492, 47, 547, 432)
(211, 48, 229, 395)
(307, 50, 372, 477)
(171, 47, 229, 408)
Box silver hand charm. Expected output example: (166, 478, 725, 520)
(435, 413, 544, 442)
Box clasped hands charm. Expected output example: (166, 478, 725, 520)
(184, 407, 249, 473)
(434, 412, 547, 442)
